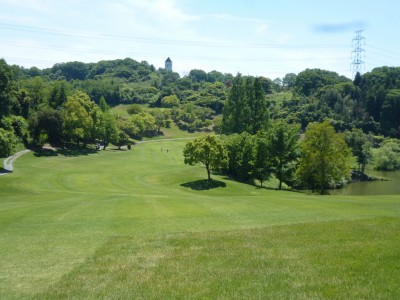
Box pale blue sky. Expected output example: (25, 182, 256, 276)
(1, 0, 399, 79)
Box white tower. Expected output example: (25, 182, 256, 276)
(165, 57, 172, 72)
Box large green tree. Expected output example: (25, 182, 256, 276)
(380, 89, 400, 137)
(345, 128, 372, 174)
(183, 135, 227, 180)
(222, 74, 268, 134)
(253, 132, 271, 187)
(99, 112, 119, 150)
(222, 132, 255, 182)
(63, 91, 95, 146)
(0, 59, 15, 116)
(297, 120, 350, 194)
(268, 121, 300, 189)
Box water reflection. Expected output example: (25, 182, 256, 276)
(331, 170, 400, 196)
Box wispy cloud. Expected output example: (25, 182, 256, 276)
(0, 0, 55, 14)
(313, 21, 367, 33)
(205, 13, 267, 24)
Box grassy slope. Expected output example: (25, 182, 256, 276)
(0, 139, 399, 299)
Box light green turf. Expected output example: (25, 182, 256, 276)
(1, 140, 399, 299)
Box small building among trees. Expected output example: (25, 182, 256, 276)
(165, 57, 172, 72)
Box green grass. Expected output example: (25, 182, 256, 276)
(1, 139, 400, 299)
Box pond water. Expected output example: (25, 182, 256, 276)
(331, 170, 400, 196)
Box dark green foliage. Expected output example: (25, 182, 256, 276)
(282, 73, 297, 89)
(222, 132, 255, 182)
(380, 89, 400, 137)
(294, 68, 350, 97)
(28, 106, 64, 145)
(345, 129, 373, 173)
(252, 132, 271, 187)
(115, 131, 130, 149)
(189, 69, 207, 82)
(268, 121, 300, 189)
(0, 59, 15, 116)
(48, 80, 68, 108)
(51, 61, 88, 81)
(222, 74, 268, 134)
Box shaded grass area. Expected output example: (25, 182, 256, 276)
(33, 147, 99, 157)
(1, 139, 400, 298)
(181, 179, 226, 190)
(39, 218, 400, 299)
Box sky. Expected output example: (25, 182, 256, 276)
(1, 0, 400, 80)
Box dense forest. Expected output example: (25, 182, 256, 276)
(1, 57, 400, 192)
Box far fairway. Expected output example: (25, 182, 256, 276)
(0, 139, 399, 299)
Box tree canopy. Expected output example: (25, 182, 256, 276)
(183, 135, 227, 180)
(297, 120, 350, 194)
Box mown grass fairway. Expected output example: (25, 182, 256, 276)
(1, 139, 400, 299)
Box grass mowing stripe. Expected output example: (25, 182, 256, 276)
(1, 138, 400, 298)
(37, 218, 400, 299)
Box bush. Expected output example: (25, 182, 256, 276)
(374, 140, 400, 171)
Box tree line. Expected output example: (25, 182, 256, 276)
(1, 57, 400, 181)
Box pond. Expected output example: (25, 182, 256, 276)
(331, 170, 400, 196)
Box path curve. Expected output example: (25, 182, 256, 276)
(1, 149, 31, 175)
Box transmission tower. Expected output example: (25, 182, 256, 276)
(351, 30, 365, 75)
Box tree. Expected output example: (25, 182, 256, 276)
(189, 69, 207, 82)
(380, 89, 400, 137)
(115, 131, 130, 150)
(345, 129, 372, 174)
(100, 113, 119, 150)
(99, 95, 109, 112)
(222, 73, 247, 134)
(0, 128, 17, 157)
(374, 139, 400, 171)
(183, 135, 227, 181)
(297, 120, 350, 194)
(294, 68, 350, 96)
(29, 106, 64, 145)
(48, 80, 68, 108)
(63, 91, 95, 146)
(268, 121, 300, 189)
(222, 132, 255, 182)
(282, 73, 297, 89)
(250, 77, 269, 134)
(161, 94, 180, 108)
(24, 76, 48, 108)
(222, 74, 268, 134)
(253, 132, 271, 187)
(0, 59, 15, 116)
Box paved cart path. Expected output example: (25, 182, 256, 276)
(1, 149, 31, 175)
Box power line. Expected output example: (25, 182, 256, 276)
(0, 40, 349, 63)
(0, 22, 349, 50)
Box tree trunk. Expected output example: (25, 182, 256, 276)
(278, 180, 282, 190)
(206, 166, 211, 181)
(103, 139, 106, 150)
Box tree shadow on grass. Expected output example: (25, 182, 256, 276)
(33, 148, 59, 157)
(180, 179, 226, 191)
(0, 167, 11, 174)
(33, 147, 99, 157)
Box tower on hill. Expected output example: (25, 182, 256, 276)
(165, 57, 172, 72)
